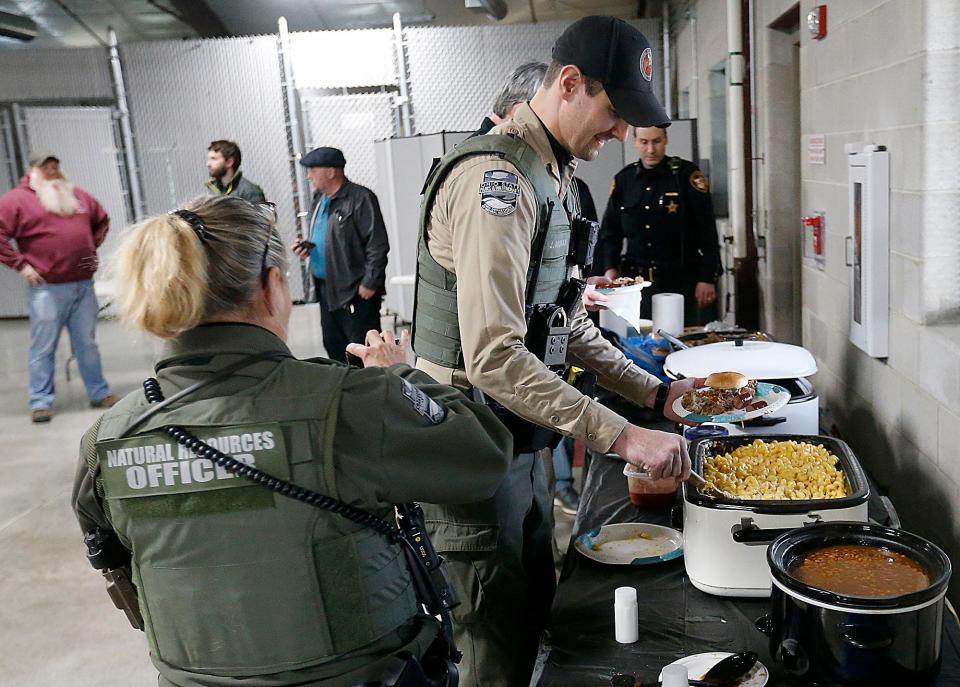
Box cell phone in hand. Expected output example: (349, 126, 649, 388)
(299, 240, 316, 251)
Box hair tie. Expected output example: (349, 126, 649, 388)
(170, 209, 210, 243)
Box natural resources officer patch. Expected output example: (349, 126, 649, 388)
(479, 170, 521, 216)
(97, 423, 289, 500)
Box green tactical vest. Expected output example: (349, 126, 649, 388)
(89, 359, 417, 677)
(413, 134, 580, 368)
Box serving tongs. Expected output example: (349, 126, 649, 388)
(688, 470, 736, 500)
(657, 328, 689, 350)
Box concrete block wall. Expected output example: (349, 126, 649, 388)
(673, 1, 729, 158)
(799, 0, 960, 597)
(677, 0, 960, 598)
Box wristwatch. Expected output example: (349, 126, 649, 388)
(653, 383, 670, 417)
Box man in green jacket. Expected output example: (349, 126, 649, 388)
(204, 139, 266, 204)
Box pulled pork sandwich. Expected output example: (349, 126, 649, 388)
(681, 371, 766, 416)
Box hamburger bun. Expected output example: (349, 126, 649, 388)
(705, 371, 749, 390)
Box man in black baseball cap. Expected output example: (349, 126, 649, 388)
(408, 15, 694, 687)
(523, 15, 669, 166)
(552, 15, 669, 128)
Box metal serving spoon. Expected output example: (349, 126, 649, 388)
(687, 470, 736, 500)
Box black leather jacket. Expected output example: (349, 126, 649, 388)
(310, 179, 389, 309)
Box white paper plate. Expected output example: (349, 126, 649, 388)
(574, 523, 683, 566)
(658, 652, 769, 687)
(671, 381, 790, 423)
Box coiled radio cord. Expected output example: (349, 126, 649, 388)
(139, 374, 461, 686)
(142, 377, 400, 541)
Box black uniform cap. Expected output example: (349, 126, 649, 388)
(299, 147, 346, 168)
(552, 16, 670, 128)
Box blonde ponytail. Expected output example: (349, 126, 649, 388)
(111, 195, 286, 339)
(114, 214, 209, 338)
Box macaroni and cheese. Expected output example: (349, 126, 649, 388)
(703, 439, 849, 500)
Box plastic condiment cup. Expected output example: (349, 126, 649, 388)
(622, 463, 679, 508)
(661, 663, 689, 686)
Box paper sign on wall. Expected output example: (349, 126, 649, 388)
(808, 134, 826, 165)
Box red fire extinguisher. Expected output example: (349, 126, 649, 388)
(802, 214, 823, 255)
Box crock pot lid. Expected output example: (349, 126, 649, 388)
(664, 341, 818, 379)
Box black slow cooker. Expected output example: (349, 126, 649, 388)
(758, 522, 952, 686)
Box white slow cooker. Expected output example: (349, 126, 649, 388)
(682, 434, 870, 597)
(664, 340, 819, 436)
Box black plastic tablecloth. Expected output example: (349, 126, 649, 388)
(532, 452, 960, 686)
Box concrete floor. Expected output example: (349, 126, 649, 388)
(0, 304, 577, 686)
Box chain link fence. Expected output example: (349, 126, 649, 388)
(121, 36, 303, 299)
(0, 18, 665, 313)
(405, 19, 662, 133)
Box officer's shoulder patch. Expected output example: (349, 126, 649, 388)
(690, 170, 710, 193)
(399, 378, 446, 424)
(478, 169, 520, 217)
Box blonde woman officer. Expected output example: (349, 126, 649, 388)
(72, 195, 512, 687)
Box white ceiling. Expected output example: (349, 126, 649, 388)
(0, 0, 657, 48)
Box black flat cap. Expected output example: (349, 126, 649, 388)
(552, 16, 669, 128)
(299, 147, 346, 168)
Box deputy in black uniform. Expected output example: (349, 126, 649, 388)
(597, 125, 722, 325)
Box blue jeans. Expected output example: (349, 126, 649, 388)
(28, 280, 110, 409)
(552, 436, 575, 490)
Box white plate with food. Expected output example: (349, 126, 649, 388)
(574, 523, 683, 566)
(659, 652, 769, 687)
(673, 371, 789, 423)
(593, 276, 652, 294)
(591, 277, 652, 331)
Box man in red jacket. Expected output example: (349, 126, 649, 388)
(0, 151, 116, 423)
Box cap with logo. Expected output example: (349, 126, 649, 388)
(551, 15, 670, 128)
(299, 147, 346, 169)
(28, 150, 59, 168)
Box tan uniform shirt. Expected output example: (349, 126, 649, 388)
(416, 103, 662, 453)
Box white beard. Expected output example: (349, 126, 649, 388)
(29, 170, 79, 216)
